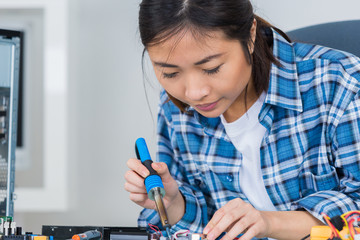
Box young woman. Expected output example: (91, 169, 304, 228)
(124, 0, 360, 239)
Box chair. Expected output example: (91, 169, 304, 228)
(287, 20, 360, 57)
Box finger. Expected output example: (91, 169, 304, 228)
(127, 158, 150, 177)
(127, 158, 149, 178)
(124, 182, 147, 194)
(205, 199, 246, 234)
(209, 210, 245, 240)
(205, 208, 234, 240)
(129, 192, 148, 203)
(152, 162, 172, 182)
(204, 209, 223, 236)
(204, 206, 227, 238)
(224, 222, 236, 234)
(236, 224, 259, 240)
(124, 170, 146, 187)
(226, 209, 264, 240)
(206, 200, 253, 240)
(151, 162, 167, 174)
(129, 193, 157, 209)
(226, 207, 260, 232)
(222, 217, 251, 240)
(129, 192, 156, 210)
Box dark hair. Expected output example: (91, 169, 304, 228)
(139, 0, 290, 112)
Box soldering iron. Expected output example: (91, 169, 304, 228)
(135, 138, 171, 239)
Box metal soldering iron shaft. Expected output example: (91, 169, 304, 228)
(153, 187, 171, 236)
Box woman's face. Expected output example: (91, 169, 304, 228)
(147, 28, 256, 122)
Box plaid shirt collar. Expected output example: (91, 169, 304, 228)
(266, 29, 303, 113)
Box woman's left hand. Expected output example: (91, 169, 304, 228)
(203, 198, 271, 240)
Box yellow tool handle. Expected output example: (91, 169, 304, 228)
(310, 225, 360, 240)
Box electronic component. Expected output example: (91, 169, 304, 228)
(135, 138, 171, 238)
(311, 211, 360, 240)
(109, 232, 148, 240)
(0, 29, 21, 217)
(41, 225, 207, 240)
(0, 216, 17, 235)
(2, 236, 31, 240)
(310, 226, 360, 240)
(42, 226, 147, 240)
(72, 230, 101, 240)
(32, 236, 50, 240)
(177, 234, 207, 240)
(149, 233, 160, 240)
(190, 234, 207, 240)
(0, 216, 32, 240)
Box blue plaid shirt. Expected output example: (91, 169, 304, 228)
(138, 29, 360, 235)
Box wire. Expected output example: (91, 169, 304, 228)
(300, 234, 310, 240)
(322, 213, 343, 240)
(348, 219, 357, 239)
(340, 214, 353, 240)
(148, 223, 163, 236)
(340, 210, 360, 239)
(343, 211, 360, 219)
(172, 229, 190, 240)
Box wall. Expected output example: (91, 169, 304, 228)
(14, 0, 153, 233)
(12, 0, 360, 234)
(251, 0, 360, 31)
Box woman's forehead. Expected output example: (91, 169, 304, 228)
(147, 29, 235, 56)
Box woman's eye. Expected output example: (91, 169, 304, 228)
(163, 72, 178, 78)
(203, 64, 223, 75)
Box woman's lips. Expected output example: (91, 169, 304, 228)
(195, 100, 219, 111)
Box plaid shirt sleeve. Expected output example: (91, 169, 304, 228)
(290, 63, 360, 219)
(137, 94, 208, 234)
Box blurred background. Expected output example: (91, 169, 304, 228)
(0, 0, 358, 234)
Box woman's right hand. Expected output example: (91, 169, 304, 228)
(124, 158, 182, 211)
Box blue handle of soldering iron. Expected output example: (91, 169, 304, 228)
(135, 138, 165, 198)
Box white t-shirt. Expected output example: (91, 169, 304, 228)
(220, 92, 276, 211)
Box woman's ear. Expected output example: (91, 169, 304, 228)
(248, 18, 257, 54)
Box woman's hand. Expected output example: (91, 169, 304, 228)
(203, 198, 271, 240)
(124, 158, 182, 211)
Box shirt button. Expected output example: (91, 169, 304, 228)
(226, 174, 233, 182)
(194, 179, 201, 186)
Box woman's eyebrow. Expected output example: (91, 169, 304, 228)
(153, 62, 178, 68)
(194, 53, 224, 65)
(153, 53, 224, 68)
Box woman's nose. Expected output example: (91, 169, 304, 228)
(185, 77, 211, 101)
